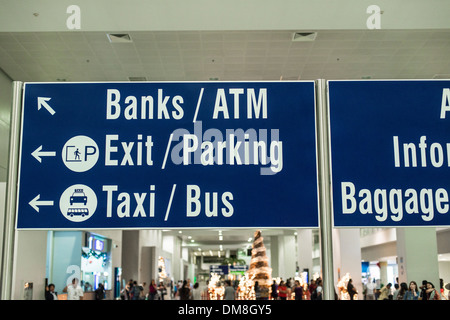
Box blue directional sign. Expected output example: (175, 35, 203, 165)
(16, 81, 318, 229)
(329, 80, 450, 227)
(210, 265, 248, 275)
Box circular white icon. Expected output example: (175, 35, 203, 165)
(60, 184, 97, 222)
(62, 135, 99, 172)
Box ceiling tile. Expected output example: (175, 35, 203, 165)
(0, 29, 448, 83)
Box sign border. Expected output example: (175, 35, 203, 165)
(327, 78, 450, 228)
(15, 80, 320, 230)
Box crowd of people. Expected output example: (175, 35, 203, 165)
(120, 279, 170, 300)
(119, 278, 207, 300)
(45, 277, 106, 300)
(363, 278, 448, 300)
(45, 276, 448, 301)
(117, 277, 324, 300)
(262, 278, 324, 300)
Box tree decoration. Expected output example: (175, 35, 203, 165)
(337, 273, 358, 300)
(248, 230, 272, 288)
(81, 249, 108, 266)
(208, 273, 224, 300)
(158, 256, 167, 282)
(237, 272, 256, 300)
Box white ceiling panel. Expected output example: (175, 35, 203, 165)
(1, 29, 448, 83)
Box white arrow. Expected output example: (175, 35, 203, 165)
(37, 97, 55, 115)
(29, 194, 54, 212)
(31, 145, 56, 163)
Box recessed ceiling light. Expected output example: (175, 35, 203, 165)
(107, 33, 133, 43)
(292, 32, 317, 42)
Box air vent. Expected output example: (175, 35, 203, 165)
(107, 33, 132, 43)
(292, 32, 317, 42)
(128, 76, 147, 81)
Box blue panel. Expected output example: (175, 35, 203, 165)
(16, 81, 318, 229)
(329, 80, 450, 227)
(51, 231, 83, 293)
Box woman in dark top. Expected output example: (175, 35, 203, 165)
(347, 278, 357, 300)
(179, 280, 191, 300)
(293, 280, 303, 300)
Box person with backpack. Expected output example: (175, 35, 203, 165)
(131, 281, 142, 300)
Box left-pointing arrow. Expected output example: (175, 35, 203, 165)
(37, 97, 56, 115)
(29, 194, 54, 212)
(31, 145, 56, 163)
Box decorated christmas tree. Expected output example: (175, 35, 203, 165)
(248, 230, 272, 290)
(158, 256, 167, 283)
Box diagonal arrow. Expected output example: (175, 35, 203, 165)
(31, 145, 56, 163)
(37, 97, 56, 115)
(29, 194, 54, 212)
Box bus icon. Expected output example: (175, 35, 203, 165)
(60, 184, 97, 223)
(67, 208, 89, 217)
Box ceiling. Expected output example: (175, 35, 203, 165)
(0, 29, 449, 85)
(1, 28, 449, 256)
(161, 228, 301, 257)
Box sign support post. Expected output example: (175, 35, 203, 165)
(316, 79, 335, 300)
(3, 80, 322, 298)
(1, 81, 23, 300)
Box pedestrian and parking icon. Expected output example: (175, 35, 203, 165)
(62, 135, 99, 172)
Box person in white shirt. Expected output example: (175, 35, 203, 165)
(365, 278, 376, 300)
(63, 278, 84, 300)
